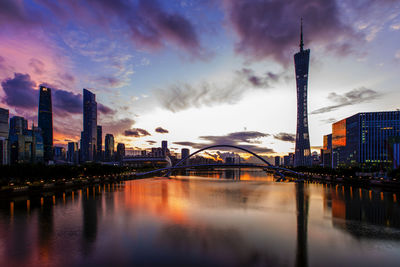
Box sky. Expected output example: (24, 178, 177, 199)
(0, 0, 399, 157)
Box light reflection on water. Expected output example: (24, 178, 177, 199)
(0, 169, 400, 267)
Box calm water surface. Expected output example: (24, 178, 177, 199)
(1, 169, 400, 267)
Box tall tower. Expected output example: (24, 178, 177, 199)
(38, 86, 53, 162)
(82, 89, 97, 162)
(294, 19, 311, 166)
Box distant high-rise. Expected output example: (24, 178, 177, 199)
(38, 86, 53, 161)
(96, 125, 102, 161)
(105, 134, 114, 161)
(181, 148, 190, 166)
(294, 19, 311, 167)
(274, 156, 280, 166)
(162, 140, 168, 155)
(67, 142, 79, 164)
(9, 116, 43, 163)
(116, 143, 125, 161)
(0, 108, 9, 165)
(82, 89, 97, 162)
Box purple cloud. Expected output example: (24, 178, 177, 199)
(1, 73, 37, 109)
(124, 128, 151, 137)
(2, 0, 204, 59)
(222, 0, 360, 64)
(53, 89, 82, 114)
(155, 127, 169, 134)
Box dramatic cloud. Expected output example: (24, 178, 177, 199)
(155, 127, 169, 134)
(174, 131, 273, 154)
(98, 103, 115, 115)
(311, 87, 380, 115)
(1, 0, 204, 59)
(222, 0, 360, 64)
(274, 132, 296, 143)
(53, 89, 81, 114)
(156, 68, 283, 112)
(1, 73, 37, 109)
(124, 128, 151, 138)
(102, 118, 136, 136)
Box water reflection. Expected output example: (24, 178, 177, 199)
(0, 172, 399, 266)
(295, 182, 309, 267)
(324, 185, 400, 239)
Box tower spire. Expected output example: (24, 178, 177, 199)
(300, 18, 304, 51)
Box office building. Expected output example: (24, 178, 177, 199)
(82, 89, 97, 162)
(9, 117, 43, 163)
(67, 142, 79, 164)
(0, 108, 9, 165)
(116, 143, 125, 161)
(38, 86, 53, 161)
(294, 20, 311, 167)
(105, 134, 114, 161)
(332, 111, 400, 168)
(321, 134, 332, 167)
(97, 125, 102, 161)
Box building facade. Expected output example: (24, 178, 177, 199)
(82, 89, 97, 162)
(332, 111, 400, 168)
(105, 134, 114, 161)
(294, 20, 311, 167)
(38, 86, 53, 161)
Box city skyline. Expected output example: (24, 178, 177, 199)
(0, 0, 400, 156)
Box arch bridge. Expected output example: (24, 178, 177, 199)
(135, 144, 302, 181)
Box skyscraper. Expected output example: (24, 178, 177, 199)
(294, 20, 311, 167)
(105, 134, 114, 161)
(0, 108, 9, 165)
(82, 89, 97, 162)
(38, 86, 53, 161)
(97, 125, 102, 161)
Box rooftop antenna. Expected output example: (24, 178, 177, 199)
(300, 18, 304, 51)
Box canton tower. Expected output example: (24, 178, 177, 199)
(294, 19, 311, 167)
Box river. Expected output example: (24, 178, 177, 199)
(0, 169, 399, 266)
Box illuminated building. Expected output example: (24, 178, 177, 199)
(294, 20, 311, 166)
(332, 111, 400, 168)
(321, 134, 332, 167)
(38, 86, 53, 161)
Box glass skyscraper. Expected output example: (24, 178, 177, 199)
(82, 89, 97, 162)
(38, 86, 53, 161)
(294, 20, 311, 166)
(105, 134, 114, 162)
(332, 111, 400, 168)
